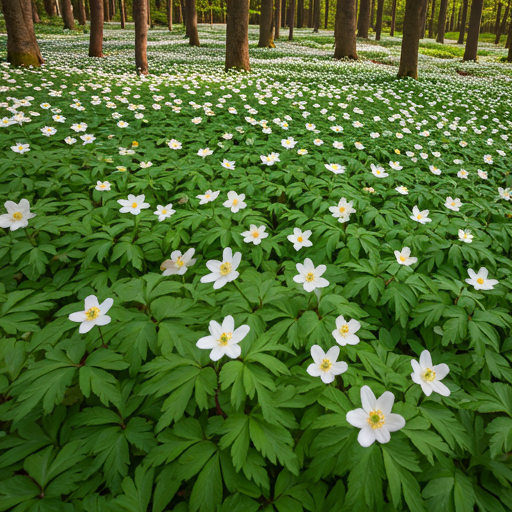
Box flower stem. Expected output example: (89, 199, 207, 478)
(98, 326, 108, 349)
(133, 214, 140, 241)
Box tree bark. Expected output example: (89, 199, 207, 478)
(259, 0, 275, 45)
(449, 0, 455, 30)
(357, 0, 370, 37)
(298, 0, 304, 26)
(85, 0, 90, 20)
(275, 0, 281, 37)
(133, 0, 148, 73)
(420, 0, 428, 37)
(61, 0, 74, 28)
(495, 2, 502, 33)
(375, 0, 383, 39)
(186, 0, 199, 45)
(390, 0, 396, 35)
(428, 0, 435, 36)
(289, 0, 296, 38)
(180, 0, 186, 30)
(397, 0, 422, 78)
(89, 0, 103, 55)
(119, 0, 125, 27)
(167, 0, 172, 29)
(463, 0, 484, 60)
(507, 16, 512, 56)
(282, 0, 286, 25)
(436, 0, 448, 42)
(76, 0, 86, 23)
(334, 0, 358, 58)
(43, 0, 56, 16)
(32, 0, 41, 22)
(325, 0, 329, 27)
(313, 0, 320, 30)
(370, 0, 375, 27)
(496, 1, 509, 43)
(308, 0, 313, 26)
(3, 0, 44, 66)
(225, 0, 250, 70)
(103, 0, 109, 21)
(457, 0, 468, 42)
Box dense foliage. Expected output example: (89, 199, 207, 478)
(1, 25, 512, 512)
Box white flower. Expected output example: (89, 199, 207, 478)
(161, 248, 196, 275)
(483, 154, 493, 164)
(371, 163, 388, 178)
(70, 122, 87, 132)
(457, 169, 469, 179)
(41, 126, 56, 136)
(65, 136, 77, 145)
(305, 123, 316, 131)
(119, 147, 135, 155)
(197, 190, 220, 205)
(370, 132, 380, 139)
(293, 258, 329, 293)
(411, 350, 450, 397)
(313, 138, 324, 146)
(223, 191, 246, 213)
(445, 197, 463, 212)
(81, 134, 95, 145)
(333, 141, 344, 149)
(260, 153, 280, 165)
(354, 142, 365, 150)
(154, 203, 175, 222)
(241, 224, 268, 245)
(307, 345, 348, 384)
(395, 186, 408, 195)
(281, 137, 297, 149)
(95, 181, 111, 191)
(332, 315, 361, 346)
(200, 247, 241, 289)
(167, 139, 182, 149)
(192, 117, 202, 124)
(222, 133, 233, 140)
(117, 194, 150, 215)
(498, 187, 511, 201)
(465, 267, 499, 290)
(429, 165, 442, 175)
(11, 143, 30, 154)
(394, 247, 417, 266)
(197, 148, 213, 158)
(477, 169, 488, 179)
(329, 198, 356, 223)
(346, 386, 406, 447)
(297, 149, 308, 155)
(221, 159, 235, 170)
(117, 121, 129, 128)
(196, 315, 249, 361)
(458, 229, 473, 243)
(325, 163, 345, 174)
(389, 161, 403, 170)
(331, 125, 343, 132)
(140, 161, 153, 169)
(0, 199, 36, 231)
(68, 295, 113, 334)
(410, 206, 431, 224)
(287, 228, 313, 251)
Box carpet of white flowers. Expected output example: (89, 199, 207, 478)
(1, 24, 512, 512)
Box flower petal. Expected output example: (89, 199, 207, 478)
(357, 426, 376, 447)
(419, 350, 432, 369)
(346, 408, 368, 428)
(209, 346, 226, 361)
(84, 295, 99, 311)
(385, 413, 406, 432)
(68, 312, 87, 323)
(224, 344, 241, 359)
(310, 345, 325, 364)
(430, 380, 451, 397)
(432, 363, 450, 380)
(374, 427, 391, 444)
(325, 345, 340, 362)
(99, 298, 114, 315)
(376, 391, 395, 416)
(196, 335, 217, 349)
(360, 386, 377, 413)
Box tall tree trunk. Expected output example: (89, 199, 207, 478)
(357, 0, 370, 37)
(103, 0, 109, 21)
(308, 0, 313, 26)
(167, 0, 172, 29)
(463, 0, 484, 60)
(119, 0, 125, 27)
(428, 0, 435, 36)
(334, 0, 358, 58)
(133, 0, 148, 73)
(289, 0, 296, 37)
(449, 0, 455, 30)
(370, 0, 375, 27)
(397, 0, 422, 78)
(436, 0, 448, 42)
(375, 0, 383, 39)
(457, 0, 468, 42)
(313, 0, 320, 30)
(32, 0, 41, 22)
(180, 0, 186, 30)
(43, 0, 56, 16)
(225, 0, 250, 70)
(275, 0, 281, 37)
(496, 1, 509, 42)
(61, 0, 74, 28)
(77, 0, 86, 23)
(420, 0, 428, 37)
(89, 0, 103, 55)
(186, 0, 199, 45)
(507, 17, 512, 55)
(110, 0, 114, 19)
(325, 0, 329, 27)
(259, 0, 275, 45)
(282, 0, 286, 25)
(85, 0, 90, 19)
(457, 4, 461, 29)
(390, 0, 396, 35)
(298, 0, 304, 26)
(495, 2, 502, 32)
(3, 0, 44, 66)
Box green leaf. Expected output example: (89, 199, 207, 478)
(189, 452, 222, 512)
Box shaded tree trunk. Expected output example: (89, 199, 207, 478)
(275, 0, 281, 37)
(3, 0, 44, 66)
(390, 0, 396, 35)
(32, 0, 41, 22)
(289, 0, 296, 38)
(334, 0, 358, 58)
(428, 0, 435, 36)
(225, 0, 250, 70)
(457, 0, 468, 42)
(259, 0, 275, 46)
(495, 2, 502, 33)
(375, 0, 383, 39)
(313, 0, 320, 30)
(436, 0, 448, 42)
(298, 0, 304, 26)
(103, 0, 109, 21)
(357, 0, 370, 37)
(449, 0, 455, 30)
(397, 0, 422, 78)
(133, 0, 148, 73)
(61, 0, 74, 28)
(77, 0, 86, 23)
(167, 0, 172, 29)
(282, 0, 286, 25)
(85, 0, 90, 19)
(325, 0, 329, 27)
(180, 0, 186, 31)
(119, 0, 125, 27)
(370, 0, 375, 27)
(463, 0, 484, 60)
(507, 16, 512, 55)
(496, 1, 509, 43)
(420, 0, 428, 37)
(308, 0, 313, 26)
(186, 0, 199, 45)
(89, 0, 103, 55)
(43, 0, 56, 16)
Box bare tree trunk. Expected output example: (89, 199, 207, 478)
(110, 0, 114, 19)
(289, 0, 296, 37)
(119, 0, 125, 27)
(298, 0, 304, 26)
(3, 0, 44, 66)
(61, 0, 74, 28)
(55, 0, 61, 16)
(133, 0, 148, 73)
(282, 0, 286, 25)
(225, 0, 250, 70)
(76, 0, 86, 23)
(85, 0, 90, 19)
(43, 0, 56, 15)
(357, 0, 370, 37)
(32, 0, 41, 22)
(370, 0, 375, 27)
(390, 0, 396, 35)
(103, 0, 109, 21)
(507, 17, 512, 55)
(495, 2, 502, 32)
(308, 0, 313, 26)
(375, 0, 383, 39)
(186, 0, 199, 45)
(496, 1, 509, 42)
(334, 0, 358, 58)
(180, 0, 185, 29)
(463, 0, 484, 60)
(313, 0, 320, 30)
(89, 0, 103, 55)
(275, 0, 281, 37)
(449, 0, 455, 30)
(259, 0, 275, 45)
(436, 0, 448, 42)
(428, 0, 436, 36)
(420, 0, 428, 37)
(457, 0, 468, 42)
(167, 0, 172, 29)
(397, 0, 422, 78)
(325, 0, 329, 27)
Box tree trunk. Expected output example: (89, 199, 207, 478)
(390, 0, 396, 35)
(334, 0, 358, 58)
(282, 0, 286, 25)
(32, 0, 41, 22)
(457, 0, 468, 42)
(496, 2, 509, 43)
(397, 0, 422, 78)
(308, 0, 313, 26)
(420, 0, 428, 37)
(76, 0, 86, 23)
(375, 0, 383, 39)
(186, 0, 199, 45)
(180, 0, 186, 30)
(298, 0, 304, 26)
(3, 0, 44, 66)
(428, 0, 435, 36)
(155, 0, 160, 8)
(85, 0, 90, 20)
(167, 0, 172, 29)
(463, 0, 484, 60)
(43, 0, 56, 16)
(103, 0, 109, 21)
(275, 0, 281, 37)
(325, 0, 329, 27)
(61, 0, 74, 28)
(89, 0, 103, 55)
(313, 0, 320, 30)
(495, 2, 502, 33)
(259, 0, 275, 45)
(289, 0, 296, 37)
(449, 0, 455, 30)
(225, 0, 250, 70)
(507, 17, 512, 56)
(436, 0, 448, 42)
(357, 0, 370, 37)
(133, 0, 148, 73)
(119, 0, 125, 27)
(147, 0, 151, 27)
(370, 0, 375, 27)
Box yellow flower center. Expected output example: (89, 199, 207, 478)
(422, 368, 436, 382)
(12, 212, 23, 220)
(132, 141, 138, 146)
(252, 231, 259, 238)
(451, 202, 456, 206)
(400, 256, 406, 262)
(339, 207, 345, 213)
(320, 359, 332, 372)
(176, 257, 184, 267)
(297, 236, 303, 242)
(232, 199, 238, 205)
(417, 215, 422, 219)
(305, 272, 315, 282)
(219, 332, 232, 346)
(220, 262, 232, 276)
(162, 209, 167, 214)
(85, 307, 100, 320)
(226, 163, 231, 167)
(477, 278, 484, 284)
(18, 146, 24, 150)
(376, 170, 381, 174)
(205, 194, 210, 198)
(367, 409, 385, 429)
(340, 324, 349, 336)
(132, 202, 138, 208)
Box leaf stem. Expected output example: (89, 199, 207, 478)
(98, 326, 108, 349)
